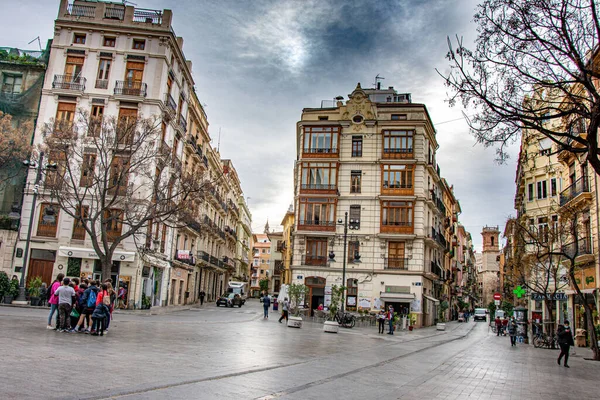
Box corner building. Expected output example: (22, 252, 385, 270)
(292, 83, 454, 327)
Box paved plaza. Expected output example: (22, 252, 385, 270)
(1, 300, 599, 400)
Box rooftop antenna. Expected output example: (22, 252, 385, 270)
(374, 74, 385, 90)
(28, 36, 42, 51)
(217, 127, 221, 152)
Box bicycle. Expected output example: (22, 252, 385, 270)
(332, 311, 356, 328)
(533, 332, 558, 349)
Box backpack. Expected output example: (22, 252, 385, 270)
(103, 292, 111, 306)
(87, 290, 97, 308)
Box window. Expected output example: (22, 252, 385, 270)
(56, 102, 76, 123)
(528, 183, 534, 201)
(551, 215, 558, 233)
(305, 238, 328, 266)
(537, 180, 547, 199)
(318, 116, 329, 120)
(96, 58, 111, 88)
(89, 105, 104, 136)
(391, 114, 407, 121)
(72, 206, 88, 240)
(262, 249, 266, 254)
(381, 201, 413, 230)
(261, 259, 265, 264)
(36, 203, 60, 237)
(540, 148, 551, 156)
(382, 164, 413, 191)
(300, 162, 338, 190)
(537, 217, 549, 243)
(109, 156, 130, 196)
(104, 209, 123, 242)
(67, 257, 82, 276)
(45, 151, 66, 189)
(132, 39, 146, 50)
(103, 37, 116, 47)
(383, 130, 413, 158)
(125, 61, 144, 83)
(550, 178, 557, 197)
(348, 240, 360, 263)
(387, 242, 406, 269)
(350, 170, 361, 193)
(64, 55, 84, 78)
(303, 126, 340, 154)
(349, 205, 361, 229)
(298, 197, 336, 228)
(351, 136, 362, 157)
(80, 154, 96, 187)
(2, 74, 22, 94)
(117, 107, 137, 144)
(73, 33, 86, 44)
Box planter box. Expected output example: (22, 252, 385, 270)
(287, 316, 302, 328)
(323, 320, 339, 333)
(3, 296, 14, 304)
(436, 323, 446, 331)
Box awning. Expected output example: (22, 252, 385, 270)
(564, 288, 597, 295)
(423, 295, 440, 304)
(380, 292, 414, 301)
(58, 246, 136, 262)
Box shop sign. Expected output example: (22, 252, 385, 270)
(177, 250, 191, 260)
(531, 293, 567, 301)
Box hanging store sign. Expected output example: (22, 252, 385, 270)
(531, 293, 568, 301)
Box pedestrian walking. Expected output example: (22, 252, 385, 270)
(557, 320, 575, 368)
(279, 297, 289, 323)
(47, 273, 65, 329)
(54, 278, 76, 332)
(199, 290, 206, 305)
(118, 284, 127, 309)
(386, 305, 394, 335)
(495, 316, 502, 336)
(262, 292, 271, 319)
(508, 316, 518, 346)
(378, 309, 386, 334)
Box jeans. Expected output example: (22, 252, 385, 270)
(510, 336, 517, 346)
(388, 319, 394, 334)
(47, 304, 59, 325)
(263, 305, 269, 318)
(378, 320, 385, 333)
(92, 317, 105, 335)
(558, 343, 570, 365)
(58, 303, 72, 330)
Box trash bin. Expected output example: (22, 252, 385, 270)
(273, 299, 278, 311)
(575, 329, 587, 347)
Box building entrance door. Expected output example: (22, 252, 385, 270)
(305, 276, 326, 314)
(27, 259, 54, 287)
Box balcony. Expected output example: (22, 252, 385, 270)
(104, 5, 125, 20)
(384, 257, 409, 270)
(210, 255, 220, 268)
(178, 113, 188, 133)
(382, 148, 413, 159)
(52, 75, 86, 92)
(202, 156, 208, 168)
(174, 250, 195, 265)
(228, 199, 239, 216)
(297, 219, 336, 232)
(299, 183, 338, 195)
(197, 250, 210, 262)
(430, 261, 443, 279)
(562, 237, 593, 259)
(302, 147, 339, 158)
(164, 93, 177, 120)
(114, 80, 147, 97)
(380, 221, 413, 234)
(133, 8, 163, 24)
(66, 3, 96, 17)
(560, 177, 591, 207)
(95, 79, 109, 89)
(301, 255, 328, 266)
(185, 134, 197, 151)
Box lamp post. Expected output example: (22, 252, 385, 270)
(330, 211, 360, 313)
(12, 152, 55, 303)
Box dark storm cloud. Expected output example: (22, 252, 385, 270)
(0, 0, 517, 250)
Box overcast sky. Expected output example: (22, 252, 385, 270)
(0, 0, 520, 252)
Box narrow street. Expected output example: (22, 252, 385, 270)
(1, 300, 598, 400)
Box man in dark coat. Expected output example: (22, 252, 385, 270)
(557, 320, 575, 368)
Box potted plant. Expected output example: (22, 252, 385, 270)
(287, 283, 307, 328)
(141, 293, 152, 309)
(437, 301, 449, 331)
(323, 285, 344, 333)
(28, 276, 43, 306)
(4, 277, 20, 304)
(0, 272, 9, 302)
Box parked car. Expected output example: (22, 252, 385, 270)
(473, 308, 487, 322)
(216, 293, 244, 307)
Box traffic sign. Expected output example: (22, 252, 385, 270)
(494, 300, 500, 306)
(493, 293, 501, 300)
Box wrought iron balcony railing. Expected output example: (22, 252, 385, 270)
(560, 177, 590, 206)
(53, 75, 86, 91)
(114, 80, 147, 97)
(384, 257, 408, 270)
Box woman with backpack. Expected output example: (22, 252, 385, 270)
(70, 280, 99, 333)
(47, 273, 65, 329)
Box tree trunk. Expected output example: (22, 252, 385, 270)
(583, 301, 600, 360)
(101, 259, 112, 285)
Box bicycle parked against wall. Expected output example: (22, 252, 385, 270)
(332, 311, 356, 328)
(533, 332, 558, 349)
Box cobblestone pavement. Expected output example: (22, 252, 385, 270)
(1, 301, 599, 400)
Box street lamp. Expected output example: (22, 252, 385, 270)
(13, 152, 57, 304)
(328, 211, 360, 313)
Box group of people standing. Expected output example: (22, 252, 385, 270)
(377, 306, 396, 335)
(46, 273, 115, 336)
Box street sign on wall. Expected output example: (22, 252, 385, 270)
(493, 293, 502, 300)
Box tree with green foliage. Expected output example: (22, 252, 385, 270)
(501, 300, 514, 317)
(287, 283, 307, 317)
(328, 285, 345, 320)
(258, 278, 269, 293)
(487, 301, 497, 318)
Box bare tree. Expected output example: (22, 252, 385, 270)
(504, 206, 599, 359)
(0, 111, 32, 182)
(439, 0, 600, 174)
(40, 110, 208, 280)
